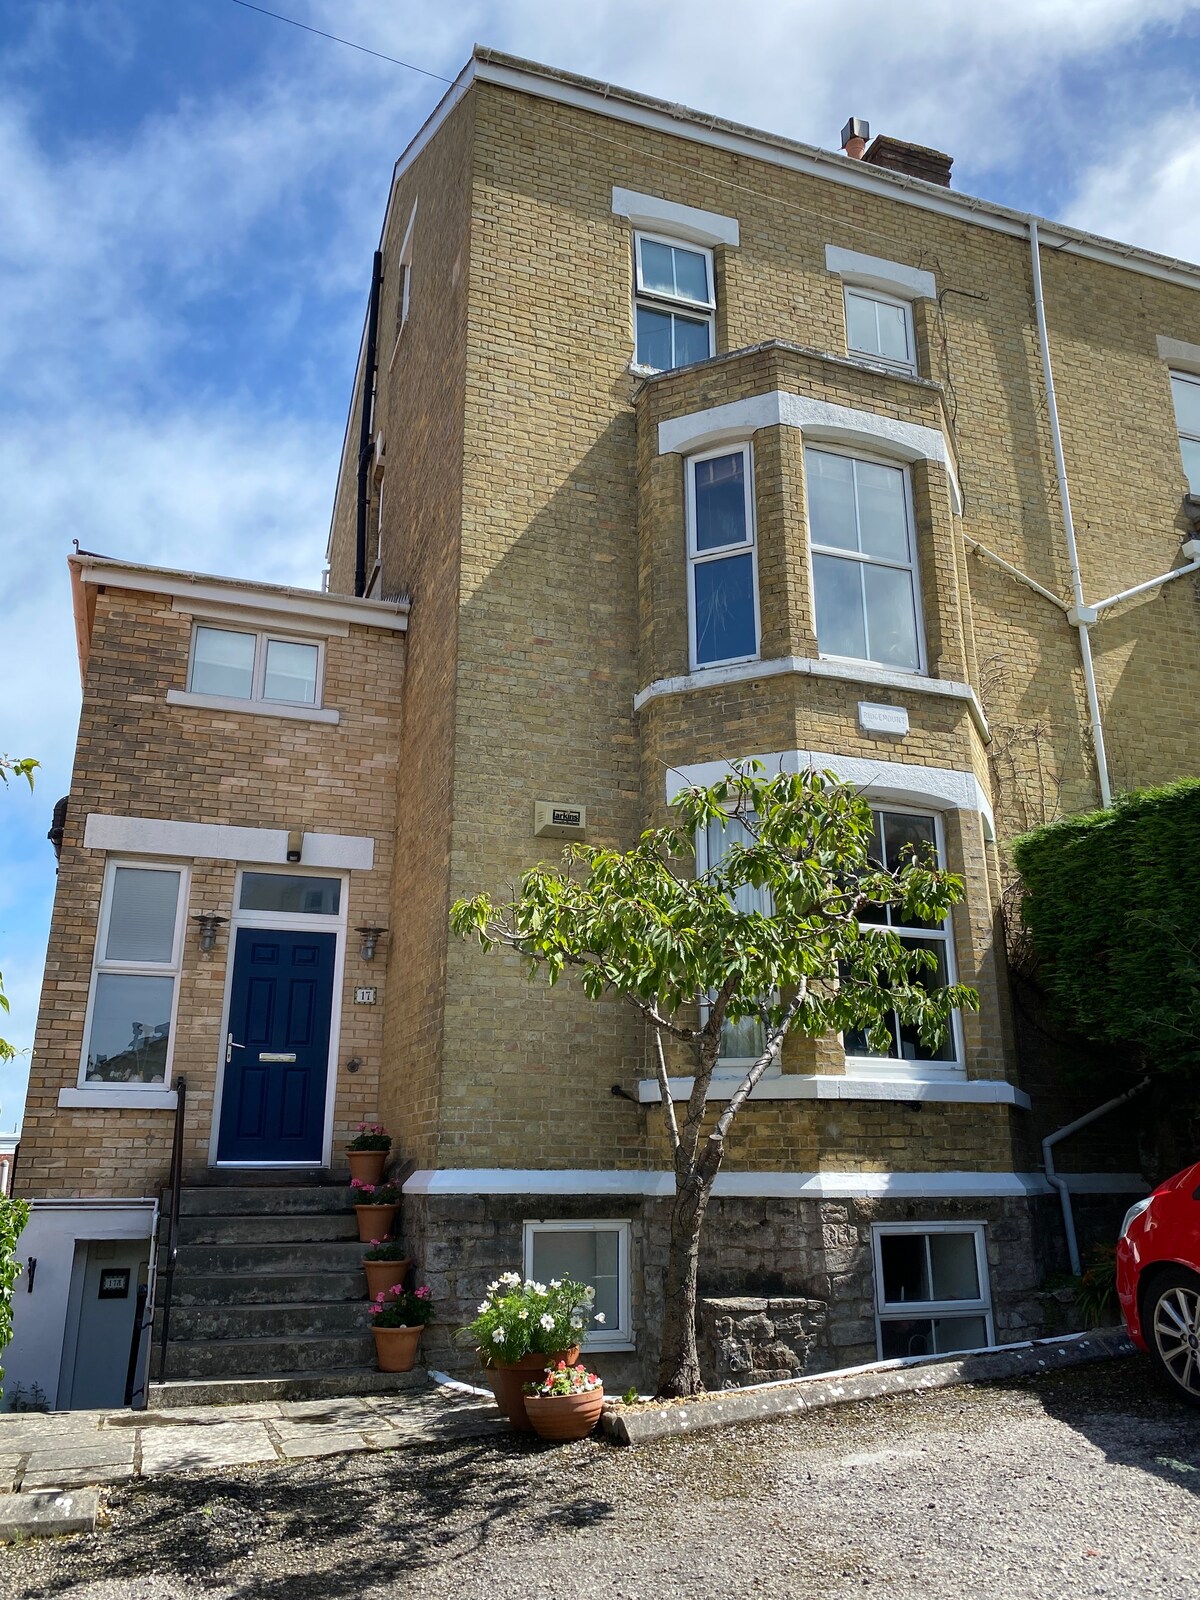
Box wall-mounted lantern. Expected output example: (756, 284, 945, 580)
(355, 925, 388, 962)
(191, 912, 228, 954)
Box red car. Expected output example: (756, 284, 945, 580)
(1116, 1161, 1200, 1406)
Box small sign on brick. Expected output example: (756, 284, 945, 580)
(354, 986, 377, 1005)
(858, 701, 909, 737)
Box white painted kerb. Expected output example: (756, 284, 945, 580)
(84, 815, 375, 870)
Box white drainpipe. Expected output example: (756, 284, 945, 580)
(1041, 1078, 1149, 1275)
(1028, 218, 1112, 808)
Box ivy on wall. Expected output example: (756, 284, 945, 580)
(1012, 780, 1200, 1078)
(1, 1194, 30, 1397)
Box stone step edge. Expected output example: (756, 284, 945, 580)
(145, 1367, 430, 1408)
(602, 1327, 1136, 1446)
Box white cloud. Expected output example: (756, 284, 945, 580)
(1064, 106, 1200, 263)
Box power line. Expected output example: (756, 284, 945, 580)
(227, 0, 455, 84)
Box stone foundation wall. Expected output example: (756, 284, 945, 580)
(400, 1187, 1052, 1393)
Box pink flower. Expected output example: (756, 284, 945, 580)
(415, 1285, 431, 1299)
(375, 1292, 386, 1303)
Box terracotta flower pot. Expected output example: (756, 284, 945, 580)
(372, 1323, 423, 1373)
(524, 1387, 605, 1442)
(364, 1257, 411, 1299)
(347, 1149, 388, 1185)
(485, 1346, 580, 1432)
(354, 1202, 399, 1242)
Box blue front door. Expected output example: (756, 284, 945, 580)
(217, 927, 336, 1164)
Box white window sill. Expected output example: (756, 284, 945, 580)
(59, 1087, 178, 1110)
(166, 689, 340, 724)
(637, 1075, 1029, 1109)
(584, 1341, 636, 1354)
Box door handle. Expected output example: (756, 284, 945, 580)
(226, 1033, 246, 1064)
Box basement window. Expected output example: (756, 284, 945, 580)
(523, 1221, 632, 1350)
(872, 1223, 993, 1360)
(188, 625, 322, 708)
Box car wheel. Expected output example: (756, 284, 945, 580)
(1144, 1267, 1200, 1408)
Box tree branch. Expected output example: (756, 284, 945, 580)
(652, 1027, 681, 1154)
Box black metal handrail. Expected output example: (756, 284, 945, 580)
(155, 1074, 187, 1374)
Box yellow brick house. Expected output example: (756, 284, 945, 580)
(11, 49, 1200, 1404)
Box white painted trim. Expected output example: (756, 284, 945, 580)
(403, 1167, 1145, 1199)
(635, 657, 990, 741)
(84, 815, 375, 870)
(70, 555, 408, 631)
(612, 187, 739, 248)
(58, 1088, 178, 1110)
(1157, 334, 1200, 374)
(635, 1075, 1028, 1108)
(464, 55, 1200, 293)
(663, 748, 994, 838)
(166, 690, 341, 725)
(169, 599, 349, 638)
(656, 391, 962, 513)
(826, 245, 936, 301)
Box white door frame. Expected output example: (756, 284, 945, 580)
(208, 865, 348, 1169)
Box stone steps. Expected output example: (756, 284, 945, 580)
(146, 1368, 429, 1409)
(162, 1332, 376, 1379)
(169, 1299, 367, 1341)
(170, 1269, 366, 1307)
(178, 1185, 350, 1216)
(170, 1240, 368, 1275)
(176, 1211, 360, 1245)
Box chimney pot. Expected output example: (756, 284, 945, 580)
(841, 116, 870, 160)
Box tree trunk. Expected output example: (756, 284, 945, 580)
(655, 1169, 711, 1397)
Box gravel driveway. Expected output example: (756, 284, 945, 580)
(2, 1358, 1196, 1599)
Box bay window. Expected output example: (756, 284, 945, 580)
(686, 444, 759, 669)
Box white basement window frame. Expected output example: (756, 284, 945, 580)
(633, 231, 716, 373)
(187, 623, 325, 709)
(1168, 369, 1200, 493)
(805, 443, 926, 675)
(686, 442, 760, 670)
(872, 1222, 994, 1360)
(843, 285, 918, 375)
(79, 859, 190, 1090)
(843, 807, 964, 1076)
(523, 1220, 633, 1351)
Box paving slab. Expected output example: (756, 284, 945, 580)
(0, 1457, 22, 1494)
(21, 1465, 137, 1491)
(270, 1425, 379, 1461)
(0, 1488, 98, 1542)
(108, 1402, 284, 1427)
(276, 1397, 376, 1425)
(139, 1421, 278, 1477)
(23, 1439, 135, 1472)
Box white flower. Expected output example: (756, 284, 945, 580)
(477, 1301, 490, 1314)
(498, 1271, 520, 1286)
(583, 1286, 596, 1301)
(539, 1313, 555, 1331)
(517, 1308, 529, 1320)
(549, 1278, 561, 1289)
(528, 1281, 547, 1296)
(492, 1327, 506, 1343)
(487, 1280, 500, 1293)
(570, 1317, 583, 1330)
(594, 1312, 606, 1324)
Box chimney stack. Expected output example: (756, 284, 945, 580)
(840, 117, 870, 161)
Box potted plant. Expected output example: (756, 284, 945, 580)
(368, 1283, 434, 1372)
(362, 1237, 412, 1299)
(349, 1177, 403, 1242)
(346, 1121, 392, 1185)
(523, 1361, 605, 1442)
(461, 1273, 595, 1431)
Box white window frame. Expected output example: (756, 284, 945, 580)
(1169, 369, 1200, 493)
(187, 623, 326, 710)
(78, 859, 190, 1091)
(388, 200, 417, 371)
(686, 442, 761, 671)
(805, 442, 927, 677)
(872, 1221, 993, 1360)
(843, 285, 918, 375)
(843, 806, 963, 1078)
(694, 812, 779, 1077)
(523, 1220, 633, 1351)
(633, 230, 716, 372)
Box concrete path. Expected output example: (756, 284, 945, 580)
(0, 1382, 505, 1493)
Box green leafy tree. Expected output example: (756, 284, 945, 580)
(0, 1195, 30, 1397)
(451, 764, 976, 1397)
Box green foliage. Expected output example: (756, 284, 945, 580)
(451, 763, 976, 1064)
(367, 1283, 434, 1328)
(0, 1195, 31, 1396)
(1012, 780, 1200, 1076)
(461, 1273, 595, 1362)
(1076, 1246, 1118, 1329)
(347, 1121, 391, 1151)
(362, 1238, 409, 1261)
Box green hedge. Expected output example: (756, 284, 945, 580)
(1012, 780, 1200, 1075)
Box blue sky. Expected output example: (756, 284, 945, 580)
(3, 0, 1200, 1128)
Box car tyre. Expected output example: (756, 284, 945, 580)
(1143, 1267, 1200, 1408)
